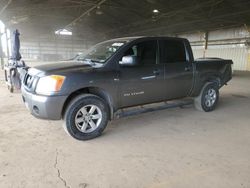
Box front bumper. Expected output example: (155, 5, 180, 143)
(21, 87, 68, 120)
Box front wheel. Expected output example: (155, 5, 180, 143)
(194, 82, 219, 112)
(63, 94, 109, 140)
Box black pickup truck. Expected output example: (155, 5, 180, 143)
(21, 37, 233, 140)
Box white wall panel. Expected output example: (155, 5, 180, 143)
(178, 32, 205, 42)
(193, 47, 248, 71)
(205, 48, 247, 70)
(192, 48, 204, 59)
(20, 40, 88, 61)
(209, 27, 249, 40)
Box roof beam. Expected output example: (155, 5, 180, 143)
(0, 0, 12, 16)
(64, 0, 106, 29)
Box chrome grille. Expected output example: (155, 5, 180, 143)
(24, 73, 34, 89)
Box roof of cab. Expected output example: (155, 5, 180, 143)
(104, 36, 186, 43)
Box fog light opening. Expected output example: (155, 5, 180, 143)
(33, 106, 39, 114)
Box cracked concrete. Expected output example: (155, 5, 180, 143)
(54, 149, 71, 188)
(0, 70, 250, 188)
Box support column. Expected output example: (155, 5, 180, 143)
(203, 31, 209, 58)
(245, 25, 250, 71)
(0, 33, 4, 69)
(247, 50, 250, 71)
(4, 27, 9, 59)
(38, 37, 42, 61)
(246, 43, 250, 71)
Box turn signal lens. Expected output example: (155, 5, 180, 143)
(50, 75, 65, 91)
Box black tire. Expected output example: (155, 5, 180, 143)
(194, 82, 219, 112)
(63, 94, 109, 140)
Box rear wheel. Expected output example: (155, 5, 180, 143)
(63, 94, 109, 140)
(194, 82, 219, 112)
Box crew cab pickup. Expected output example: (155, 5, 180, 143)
(21, 37, 233, 140)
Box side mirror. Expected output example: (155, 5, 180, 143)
(119, 56, 138, 66)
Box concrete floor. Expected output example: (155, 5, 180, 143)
(0, 70, 250, 188)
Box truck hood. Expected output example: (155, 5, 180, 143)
(30, 61, 95, 76)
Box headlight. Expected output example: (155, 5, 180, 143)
(36, 75, 66, 95)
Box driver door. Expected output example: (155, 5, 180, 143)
(118, 40, 165, 108)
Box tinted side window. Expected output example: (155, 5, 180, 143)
(161, 40, 187, 63)
(123, 40, 157, 65)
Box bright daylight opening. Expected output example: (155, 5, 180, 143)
(0, 20, 11, 57)
(55, 29, 72, 36)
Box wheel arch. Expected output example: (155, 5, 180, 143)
(204, 75, 221, 87)
(61, 87, 114, 120)
(192, 74, 222, 97)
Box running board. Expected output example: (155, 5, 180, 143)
(114, 99, 193, 119)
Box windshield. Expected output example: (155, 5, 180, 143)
(77, 40, 127, 64)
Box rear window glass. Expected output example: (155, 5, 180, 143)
(161, 40, 187, 63)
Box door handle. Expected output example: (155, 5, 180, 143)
(153, 69, 160, 75)
(184, 67, 191, 71)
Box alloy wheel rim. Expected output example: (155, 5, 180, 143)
(75, 105, 102, 133)
(204, 88, 217, 107)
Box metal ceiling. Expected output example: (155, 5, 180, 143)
(1, 0, 250, 43)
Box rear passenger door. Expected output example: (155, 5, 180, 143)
(160, 39, 194, 99)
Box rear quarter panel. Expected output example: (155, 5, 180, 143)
(191, 59, 233, 96)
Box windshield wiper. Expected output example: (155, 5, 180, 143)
(82, 58, 103, 66)
(90, 59, 101, 63)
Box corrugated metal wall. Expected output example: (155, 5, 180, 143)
(21, 42, 87, 60)
(206, 48, 247, 71)
(17, 26, 250, 70)
(20, 37, 90, 62)
(192, 48, 204, 59)
(192, 47, 248, 71)
(186, 27, 250, 71)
